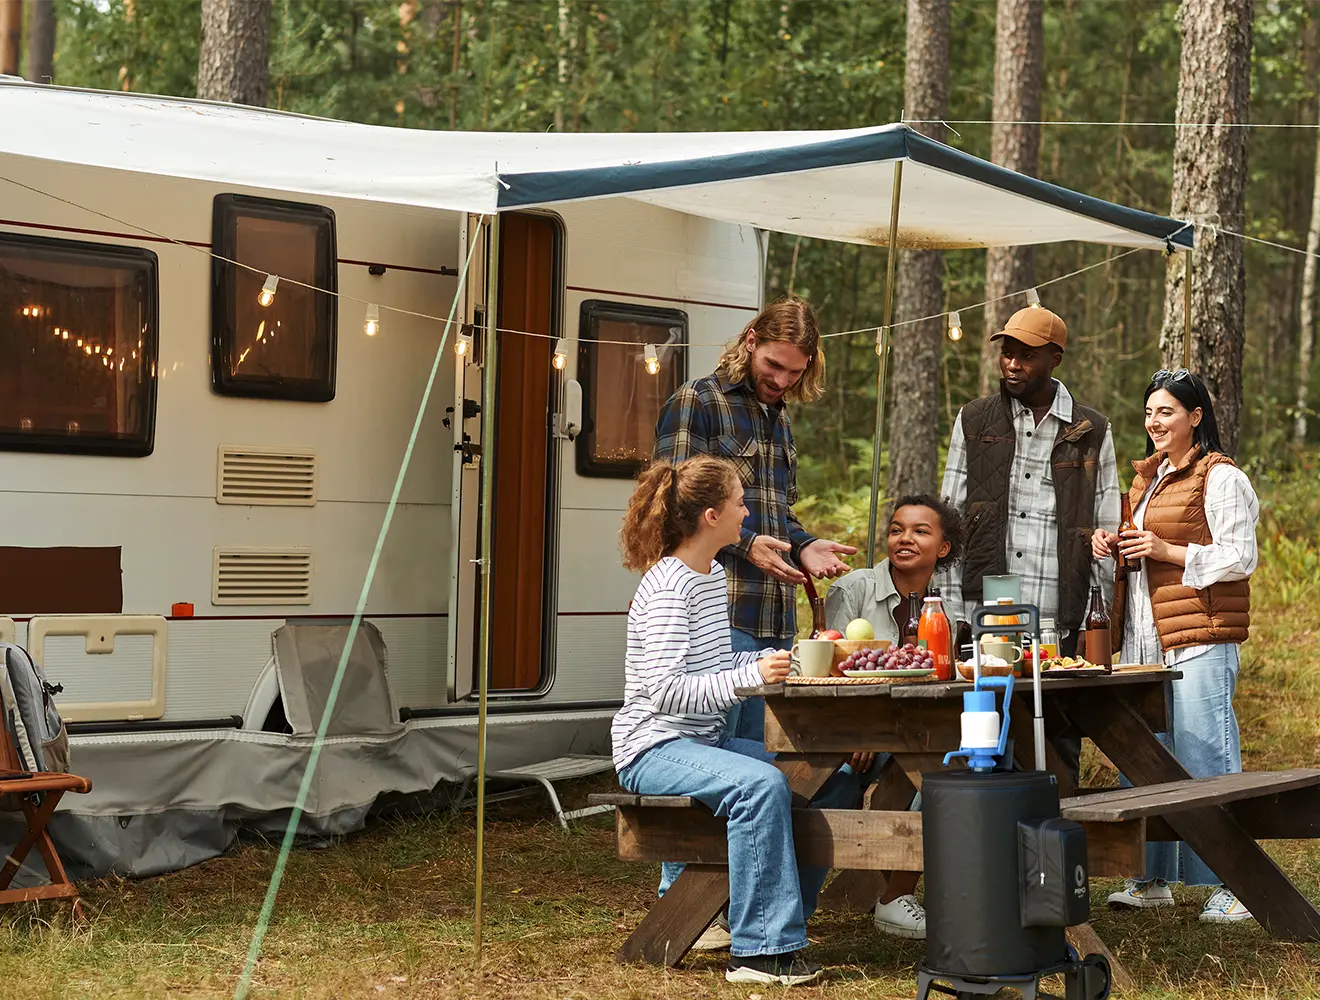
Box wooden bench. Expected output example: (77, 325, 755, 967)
(1062, 769, 1320, 841)
(589, 791, 1149, 879)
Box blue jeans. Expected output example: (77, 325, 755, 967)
(1126, 643, 1242, 886)
(623, 734, 847, 956)
(658, 628, 866, 909)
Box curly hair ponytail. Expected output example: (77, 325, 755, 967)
(620, 455, 740, 571)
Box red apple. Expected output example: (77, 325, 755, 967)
(818, 629, 844, 641)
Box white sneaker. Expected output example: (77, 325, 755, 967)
(692, 914, 731, 951)
(1106, 879, 1174, 909)
(873, 894, 926, 939)
(1199, 888, 1253, 923)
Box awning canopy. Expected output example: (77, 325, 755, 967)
(0, 80, 1191, 252)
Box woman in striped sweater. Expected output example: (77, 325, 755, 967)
(612, 455, 827, 987)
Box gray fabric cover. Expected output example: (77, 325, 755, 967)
(1, 709, 612, 879)
(273, 623, 401, 738)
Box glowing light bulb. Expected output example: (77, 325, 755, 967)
(102, 356, 109, 367)
(22, 307, 30, 317)
(552, 338, 568, 370)
(258, 274, 279, 307)
(76, 338, 83, 347)
(94, 345, 101, 354)
(1026, 287, 1041, 308)
(61, 331, 68, 340)
(364, 304, 380, 337)
(84, 345, 92, 355)
(644, 344, 660, 376)
(947, 311, 963, 342)
(106, 347, 113, 356)
(455, 329, 473, 358)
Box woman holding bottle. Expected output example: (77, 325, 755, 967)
(1090, 369, 1259, 924)
(823, 493, 963, 940)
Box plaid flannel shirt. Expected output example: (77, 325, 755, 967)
(936, 380, 1120, 629)
(653, 373, 816, 640)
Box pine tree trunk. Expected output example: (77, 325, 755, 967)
(1296, 122, 1320, 445)
(1159, 0, 1254, 456)
(197, 0, 272, 107)
(979, 0, 1043, 397)
(0, 0, 21, 77)
(26, 0, 55, 84)
(886, 0, 949, 501)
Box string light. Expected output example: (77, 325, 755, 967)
(1026, 287, 1042, 308)
(552, 338, 568, 370)
(364, 304, 380, 337)
(947, 311, 963, 342)
(644, 344, 660, 376)
(875, 327, 886, 357)
(258, 274, 279, 307)
(455, 327, 473, 358)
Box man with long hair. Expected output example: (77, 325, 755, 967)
(655, 296, 856, 715)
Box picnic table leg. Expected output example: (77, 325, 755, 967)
(1066, 690, 1320, 942)
(817, 756, 918, 914)
(615, 753, 846, 966)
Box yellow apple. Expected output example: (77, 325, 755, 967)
(845, 618, 874, 641)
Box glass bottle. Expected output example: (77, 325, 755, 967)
(1119, 494, 1142, 575)
(918, 595, 953, 681)
(1083, 586, 1113, 668)
(902, 591, 922, 647)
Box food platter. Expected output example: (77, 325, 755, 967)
(842, 667, 935, 679)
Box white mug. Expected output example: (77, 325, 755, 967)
(790, 638, 835, 678)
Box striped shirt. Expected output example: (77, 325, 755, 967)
(611, 557, 765, 772)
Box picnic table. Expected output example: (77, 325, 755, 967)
(593, 668, 1320, 975)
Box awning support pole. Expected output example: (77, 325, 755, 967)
(474, 213, 501, 967)
(867, 160, 904, 567)
(1183, 247, 1193, 370)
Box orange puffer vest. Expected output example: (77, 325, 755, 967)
(1113, 447, 1250, 652)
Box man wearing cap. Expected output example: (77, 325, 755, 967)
(938, 305, 1120, 659)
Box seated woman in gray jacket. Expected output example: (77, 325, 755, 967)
(823, 492, 963, 941)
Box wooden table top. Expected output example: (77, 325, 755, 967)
(737, 668, 1182, 700)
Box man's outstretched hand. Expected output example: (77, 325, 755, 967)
(799, 539, 857, 580)
(747, 535, 807, 585)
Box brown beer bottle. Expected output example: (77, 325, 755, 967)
(1084, 585, 1113, 668)
(1119, 494, 1142, 575)
(902, 592, 922, 646)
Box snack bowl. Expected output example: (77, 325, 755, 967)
(955, 655, 1015, 681)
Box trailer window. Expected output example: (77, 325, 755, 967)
(0, 232, 158, 456)
(575, 300, 687, 478)
(211, 194, 337, 402)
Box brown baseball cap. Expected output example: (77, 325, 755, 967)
(990, 306, 1068, 351)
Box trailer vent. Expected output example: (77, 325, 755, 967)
(212, 547, 313, 606)
(217, 446, 317, 505)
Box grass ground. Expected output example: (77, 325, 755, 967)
(2, 522, 1318, 997)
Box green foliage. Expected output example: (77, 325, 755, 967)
(44, 0, 1320, 484)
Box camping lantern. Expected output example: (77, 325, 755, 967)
(916, 604, 1111, 1000)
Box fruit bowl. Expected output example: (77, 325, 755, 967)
(955, 659, 1016, 680)
(830, 639, 893, 672)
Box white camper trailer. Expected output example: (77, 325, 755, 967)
(0, 80, 1191, 876)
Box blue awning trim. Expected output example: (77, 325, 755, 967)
(496, 128, 909, 209)
(496, 124, 1193, 250)
(901, 131, 1194, 250)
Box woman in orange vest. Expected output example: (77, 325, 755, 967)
(1089, 369, 1258, 924)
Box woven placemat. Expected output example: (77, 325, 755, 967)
(786, 673, 938, 685)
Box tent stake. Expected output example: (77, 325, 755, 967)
(473, 213, 501, 967)
(867, 160, 903, 566)
(1183, 247, 1192, 370)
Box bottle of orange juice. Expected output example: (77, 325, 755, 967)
(918, 595, 952, 681)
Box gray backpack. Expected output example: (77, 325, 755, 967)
(0, 642, 69, 775)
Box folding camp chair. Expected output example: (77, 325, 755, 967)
(0, 721, 92, 920)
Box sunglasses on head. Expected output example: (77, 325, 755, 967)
(1152, 368, 1192, 385)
